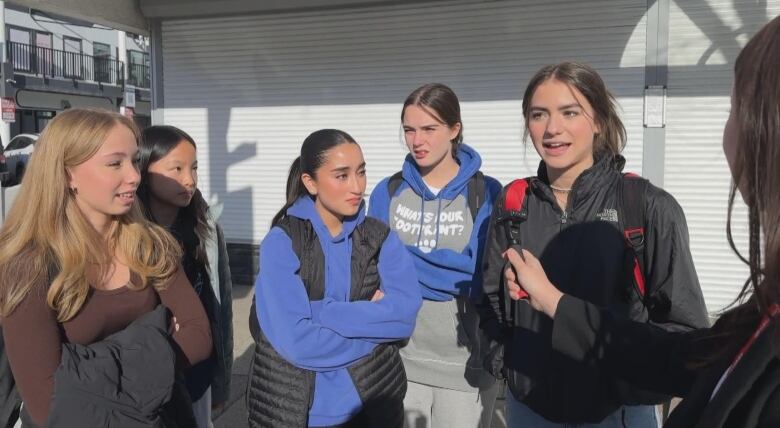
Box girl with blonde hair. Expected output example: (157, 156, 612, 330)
(0, 108, 212, 427)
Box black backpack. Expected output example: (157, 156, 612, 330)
(499, 173, 670, 317)
(386, 171, 486, 221)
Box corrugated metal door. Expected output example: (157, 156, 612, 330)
(665, 0, 780, 312)
(159, 0, 648, 244)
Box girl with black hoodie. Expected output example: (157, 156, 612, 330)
(504, 16, 780, 428)
(138, 125, 234, 428)
(479, 62, 709, 427)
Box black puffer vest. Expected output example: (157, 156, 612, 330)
(247, 216, 406, 428)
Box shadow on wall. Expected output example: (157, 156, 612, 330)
(206, 107, 258, 284)
(669, 0, 773, 95)
(165, 0, 773, 109)
(677, 0, 772, 67)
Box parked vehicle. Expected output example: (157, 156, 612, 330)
(4, 134, 38, 185)
(0, 140, 8, 185)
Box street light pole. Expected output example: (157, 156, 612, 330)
(0, 1, 11, 149)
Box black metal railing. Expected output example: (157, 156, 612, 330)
(7, 41, 124, 86)
(127, 62, 150, 88)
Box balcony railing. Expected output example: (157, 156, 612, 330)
(7, 41, 124, 86)
(127, 62, 150, 88)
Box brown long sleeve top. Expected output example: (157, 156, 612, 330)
(1, 267, 212, 427)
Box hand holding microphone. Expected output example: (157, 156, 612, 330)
(503, 248, 564, 318)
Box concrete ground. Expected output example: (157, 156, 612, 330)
(214, 284, 507, 428)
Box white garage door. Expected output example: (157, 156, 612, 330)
(159, 0, 648, 244)
(665, 0, 780, 312)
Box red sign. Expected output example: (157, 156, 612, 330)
(2, 98, 15, 123)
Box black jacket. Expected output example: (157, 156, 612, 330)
(0, 334, 20, 428)
(172, 215, 233, 406)
(209, 223, 233, 406)
(480, 154, 710, 423)
(39, 306, 188, 428)
(554, 294, 780, 427)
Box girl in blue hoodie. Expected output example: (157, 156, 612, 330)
(250, 129, 422, 428)
(368, 84, 502, 428)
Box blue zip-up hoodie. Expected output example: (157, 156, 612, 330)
(255, 196, 422, 427)
(368, 144, 502, 301)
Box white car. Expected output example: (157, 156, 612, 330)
(4, 133, 39, 185)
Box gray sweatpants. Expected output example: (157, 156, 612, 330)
(403, 380, 499, 428)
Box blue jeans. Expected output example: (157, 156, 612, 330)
(505, 393, 658, 428)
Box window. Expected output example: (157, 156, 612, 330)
(127, 50, 149, 65)
(63, 36, 82, 78)
(8, 27, 31, 71)
(93, 42, 111, 83)
(35, 33, 52, 48)
(35, 32, 53, 76)
(36, 111, 55, 133)
(127, 50, 150, 87)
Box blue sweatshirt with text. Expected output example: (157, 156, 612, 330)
(368, 144, 501, 301)
(255, 196, 422, 426)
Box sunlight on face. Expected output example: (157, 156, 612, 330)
(68, 124, 140, 231)
(528, 79, 600, 178)
(304, 143, 367, 223)
(403, 105, 460, 173)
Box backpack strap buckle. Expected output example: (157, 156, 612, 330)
(624, 227, 645, 250)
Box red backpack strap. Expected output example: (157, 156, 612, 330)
(619, 172, 649, 298)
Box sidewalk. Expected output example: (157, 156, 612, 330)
(214, 284, 507, 428)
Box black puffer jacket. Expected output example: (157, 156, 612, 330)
(480, 154, 710, 423)
(247, 216, 405, 428)
(38, 305, 189, 428)
(0, 334, 20, 428)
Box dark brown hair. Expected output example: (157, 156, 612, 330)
(138, 125, 212, 273)
(522, 62, 626, 157)
(271, 129, 358, 227)
(687, 15, 780, 368)
(726, 15, 780, 315)
(402, 83, 463, 153)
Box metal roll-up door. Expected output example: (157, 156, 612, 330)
(665, 0, 780, 312)
(159, 0, 648, 244)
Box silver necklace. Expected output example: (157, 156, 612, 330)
(549, 184, 572, 193)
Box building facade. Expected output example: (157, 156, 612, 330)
(6, 0, 778, 313)
(0, 2, 151, 139)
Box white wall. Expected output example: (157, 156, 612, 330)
(158, 0, 648, 246)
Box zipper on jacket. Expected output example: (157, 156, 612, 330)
(560, 210, 568, 224)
